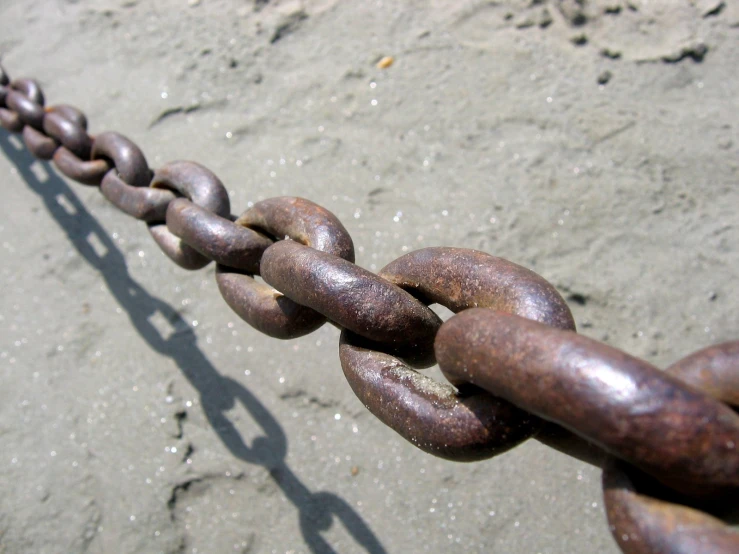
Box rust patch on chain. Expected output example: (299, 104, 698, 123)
(0, 107, 23, 132)
(340, 248, 575, 459)
(92, 132, 157, 210)
(148, 161, 231, 269)
(45, 104, 87, 129)
(0, 78, 44, 132)
(436, 309, 739, 496)
(95, 132, 166, 218)
(379, 247, 575, 330)
(215, 266, 327, 339)
(166, 199, 273, 273)
(603, 459, 739, 554)
(340, 331, 539, 460)
(7, 78, 44, 105)
(236, 197, 355, 263)
(93, 132, 152, 189)
(4, 79, 45, 129)
(22, 125, 57, 159)
(667, 341, 739, 407)
(603, 342, 739, 553)
(100, 170, 175, 221)
(6, 88, 45, 130)
(52, 146, 110, 186)
(20, 105, 91, 161)
(261, 241, 440, 363)
(216, 197, 355, 340)
(43, 106, 92, 159)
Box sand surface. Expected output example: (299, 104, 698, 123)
(1, 1, 737, 553)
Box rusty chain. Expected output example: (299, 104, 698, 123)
(1, 65, 737, 553)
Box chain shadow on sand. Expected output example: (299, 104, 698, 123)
(1, 132, 387, 554)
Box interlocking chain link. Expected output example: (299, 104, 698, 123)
(1, 65, 737, 554)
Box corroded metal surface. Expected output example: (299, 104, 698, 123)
(44, 104, 87, 129)
(436, 309, 739, 496)
(166, 199, 273, 273)
(22, 125, 57, 159)
(0, 79, 42, 132)
(147, 223, 216, 270)
(236, 196, 355, 263)
(603, 342, 739, 554)
(339, 330, 539, 461)
(100, 170, 175, 221)
(215, 266, 327, 339)
(52, 146, 110, 186)
(42, 106, 91, 159)
(216, 197, 356, 339)
(0, 105, 23, 131)
(340, 247, 576, 459)
(603, 460, 739, 554)
(152, 161, 231, 215)
(94, 131, 152, 188)
(379, 247, 575, 329)
(667, 341, 739, 406)
(6, 88, 45, 129)
(147, 161, 230, 269)
(17, 104, 90, 162)
(7, 78, 44, 105)
(261, 240, 440, 363)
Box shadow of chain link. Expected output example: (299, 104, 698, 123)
(0, 131, 387, 554)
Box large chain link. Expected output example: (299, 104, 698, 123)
(1, 65, 737, 553)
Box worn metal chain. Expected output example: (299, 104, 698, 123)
(1, 65, 737, 553)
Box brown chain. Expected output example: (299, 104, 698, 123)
(1, 65, 737, 554)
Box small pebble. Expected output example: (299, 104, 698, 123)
(598, 70, 613, 85)
(376, 56, 394, 69)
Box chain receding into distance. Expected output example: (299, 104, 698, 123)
(1, 65, 737, 554)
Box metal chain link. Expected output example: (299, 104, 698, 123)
(1, 65, 737, 554)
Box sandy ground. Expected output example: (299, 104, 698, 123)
(0, 1, 737, 553)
